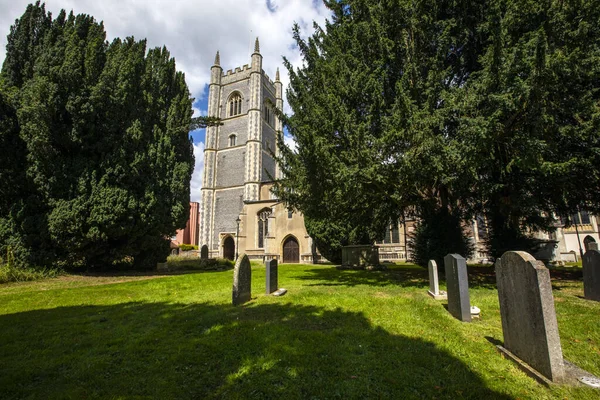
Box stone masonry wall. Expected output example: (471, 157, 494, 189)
(212, 188, 244, 250)
(216, 148, 246, 188)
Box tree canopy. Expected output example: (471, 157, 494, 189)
(274, 0, 600, 263)
(0, 2, 195, 269)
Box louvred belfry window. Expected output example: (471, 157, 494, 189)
(229, 93, 242, 116)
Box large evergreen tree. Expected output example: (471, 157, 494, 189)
(275, 0, 600, 263)
(455, 0, 600, 258)
(0, 2, 195, 269)
(274, 0, 483, 263)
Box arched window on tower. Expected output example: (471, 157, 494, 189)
(257, 208, 272, 248)
(228, 134, 236, 147)
(229, 93, 242, 117)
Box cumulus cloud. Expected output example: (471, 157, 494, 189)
(284, 133, 297, 153)
(190, 141, 205, 202)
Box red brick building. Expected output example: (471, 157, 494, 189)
(174, 202, 200, 246)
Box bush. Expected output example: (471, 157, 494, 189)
(165, 256, 233, 272)
(0, 249, 60, 283)
(408, 208, 473, 271)
(178, 244, 198, 251)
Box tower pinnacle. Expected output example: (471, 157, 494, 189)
(254, 37, 260, 53)
(214, 50, 220, 66)
(275, 67, 280, 82)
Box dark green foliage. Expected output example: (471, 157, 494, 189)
(178, 244, 198, 251)
(409, 207, 474, 269)
(0, 3, 194, 270)
(273, 0, 407, 254)
(455, 0, 600, 258)
(276, 0, 600, 261)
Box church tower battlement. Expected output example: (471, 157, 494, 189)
(200, 38, 283, 255)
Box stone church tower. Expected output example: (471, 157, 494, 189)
(200, 38, 283, 257)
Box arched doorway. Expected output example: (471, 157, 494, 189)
(584, 235, 597, 252)
(283, 236, 299, 263)
(223, 236, 235, 261)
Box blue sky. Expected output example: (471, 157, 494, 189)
(0, 0, 330, 200)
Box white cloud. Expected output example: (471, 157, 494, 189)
(190, 141, 205, 202)
(284, 133, 297, 153)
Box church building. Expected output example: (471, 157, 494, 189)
(199, 39, 319, 263)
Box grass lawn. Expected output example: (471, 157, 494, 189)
(0, 262, 599, 399)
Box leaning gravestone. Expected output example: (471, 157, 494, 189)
(496, 251, 565, 382)
(583, 248, 600, 302)
(427, 260, 447, 300)
(444, 254, 471, 322)
(200, 245, 209, 260)
(266, 259, 278, 294)
(232, 254, 251, 306)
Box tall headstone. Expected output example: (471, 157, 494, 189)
(583, 248, 600, 301)
(200, 245, 209, 260)
(427, 260, 447, 300)
(266, 259, 278, 294)
(496, 251, 565, 382)
(444, 254, 471, 322)
(232, 254, 251, 306)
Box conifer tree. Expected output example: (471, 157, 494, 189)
(0, 2, 195, 269)
(275, 0, 600, 263)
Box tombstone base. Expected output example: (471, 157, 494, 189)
(497, 345, 554, 387)
(497, 346, 600, 388)
(272, 288, 287, 297)
(427, 290, 447, 300)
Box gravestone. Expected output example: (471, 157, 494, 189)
(495, 251, 565, 382)
(444, 254, 471, 322)
(232, 254, 251, 306)
(200, 245, 209, 260)
(341, 245, 379, 268)
(427, 260, 447, 300)
(583, 248, 600, 301)
(266, 259, 278, 294)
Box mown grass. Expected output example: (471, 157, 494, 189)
(0, 262, 598, 399)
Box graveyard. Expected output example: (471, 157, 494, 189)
(1, 259, 598, 399)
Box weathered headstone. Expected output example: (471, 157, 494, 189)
(444, 254, 471, 322)
(266, 259, 278, 294)
(496, 251, 565, 382)
(232, 254, 251, 306)
(341, 245, 379, 268)
(583, 249, 600, 302)
(427, 260, 447, 300)
(200, 245, 209, 260)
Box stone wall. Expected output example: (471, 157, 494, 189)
(216, 148, 245, 187)
(212, 188, 244, 250)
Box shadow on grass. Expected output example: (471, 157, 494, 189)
(297, 264, 501, 290)
(0, 302, 511, 399)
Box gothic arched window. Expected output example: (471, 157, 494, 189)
(228, 134, 236, 147)
(229, 93, 242, 117)
(257, 208, 272, 248)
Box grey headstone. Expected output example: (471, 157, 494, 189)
(232, 254, 251, 306)
(496, 251, 565, 382)
(583, 249, 600, 302)
(266, 259, 278, 294)
(588, 242, 599, 251)
(444, 254, 471, 322)
(200, 245, 209, 260)
(427, 260, 447, 300)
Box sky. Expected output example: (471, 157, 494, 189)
(0, 0, 331, 201)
